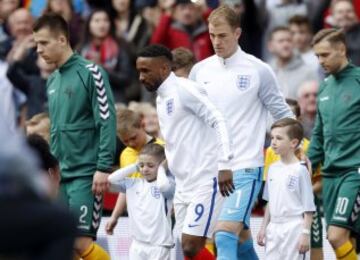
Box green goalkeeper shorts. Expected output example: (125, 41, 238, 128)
(323, 171, 360, 234)
(59, 176, 103, 238)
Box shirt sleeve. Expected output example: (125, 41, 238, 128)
(299, 165, 316, 212)
(257, 63, 294, 120)
(108, 163, 138, 184)
(179, 82, 234, 170)
(157, 166, 176, 199)
(85, 63, 117, 173)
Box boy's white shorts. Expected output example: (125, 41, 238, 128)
(129, 239, 171, 260)
(265, 216, 310, 260)
(174, 177, 224, 239)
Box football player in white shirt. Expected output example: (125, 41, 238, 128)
(107, 143, 175, 260)
(257, 118, 315, 260)
(189, 5, 294, 260)
(136, 44, 234, 259)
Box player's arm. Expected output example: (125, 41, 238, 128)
(258, 177, 270, 246)
(298, 165, 315, 253)
(106, 163, 138, 235)
(108, 163, 138, 187)
(180, 83, 234, 196)
(257, 64, 294, 120)
(85, 64, 117, 194)
(157, 164, 175, 199)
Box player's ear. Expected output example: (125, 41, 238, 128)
(291, 138, 300, 149)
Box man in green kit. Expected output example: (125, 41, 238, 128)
(33, 13, 116, 260)
(308, 28, 360, 260)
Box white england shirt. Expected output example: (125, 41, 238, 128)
(263, 161, 315, 218)
(190, 47, 293, 171)
(156, 72, 233, 196)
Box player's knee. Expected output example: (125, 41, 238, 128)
(327, 232, 348, 249)
(182, 238, 203, 257)
(74, 236, 93, 254)
(182, 242, 200, 257)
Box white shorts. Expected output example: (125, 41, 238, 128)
(174, 177, 224, 238)
(265, 217, 310, 260)
(129, 239, 171, 260)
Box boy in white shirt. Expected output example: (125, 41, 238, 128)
(107, 143, 175, 260)
(257, 118, 315, 260)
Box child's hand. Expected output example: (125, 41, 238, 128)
(105, 216, 118, 235)
(257, 227, 266, 246)
(298, 233, 310, 254)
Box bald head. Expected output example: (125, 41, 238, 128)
(8, 8, 33, 39)
(297, 80, 318, 115)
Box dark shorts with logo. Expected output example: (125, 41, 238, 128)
(60, 176, 103, 238)
(322, 171, 360, 234)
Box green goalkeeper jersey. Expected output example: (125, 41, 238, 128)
(47, 53, 116, 179)
(308, 63, 360, 176)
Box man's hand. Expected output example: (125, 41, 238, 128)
(257, 227, 266, 246)
(218, 170, 234, 197)
(92, 171, 110, 195)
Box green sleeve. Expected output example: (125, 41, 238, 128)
(86, 63, 117, 173)
(307, 105, 324, 172)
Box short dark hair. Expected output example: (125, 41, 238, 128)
(271, 118, 304, 146)
(288, 15, 312, 33)
(269, 26, 291, 40)
(286, 98, 301, 118)
(27, 134, 59, 171)
(139, 143, 165, 162)
(33, 13, 70, 40)
(137, 44, 173, 62)
(312, 28, 346, 46)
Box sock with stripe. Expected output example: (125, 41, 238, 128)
(80, 242, 110, 260)
(335, 240, 357, 260)
(184, 247, 215, 260)
(237, 239, 259, 260)
(214, 231, 238, 260)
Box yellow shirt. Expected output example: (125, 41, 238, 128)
(264, 138, 321, 181)
(120, 138, 165, 178)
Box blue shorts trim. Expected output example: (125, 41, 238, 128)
(243, 180, 256, 224)
(203, 177, 217, 237)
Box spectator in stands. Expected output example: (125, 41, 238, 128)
(225, 0, 265, 59)
(331, 0, 360, 65)
(151, 0, 213, 61)
(0, 0, 21, 43)
(7, 51, 56, 118)
(268, 26, 318, 99)
(171, 47, 195, 77)
(297, 80, 319, 139)
(289, 15, 320, 74)
(42, 0, 84, 48)
(263, 0, 308, 60)
(79, 8, 136, 103)
(110, 0, 152, 49)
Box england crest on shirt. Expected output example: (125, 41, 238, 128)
(236, 75, 251, 91)
(166, 98, 174, 116)
(151, 186, 161, 199)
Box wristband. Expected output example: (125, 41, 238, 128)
(302, 228, 310, 235)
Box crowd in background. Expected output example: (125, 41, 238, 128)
(1, 0, 360, 212)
